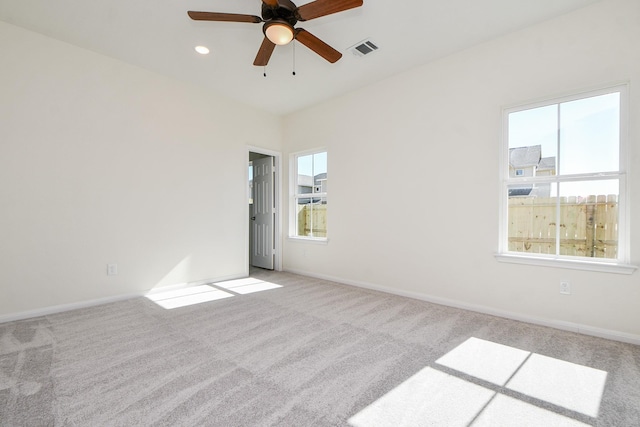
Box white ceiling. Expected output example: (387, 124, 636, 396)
(0, 0, 601, 116)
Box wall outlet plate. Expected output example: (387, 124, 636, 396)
(107, 264, 118, 276)
(560, 281, 571, 295)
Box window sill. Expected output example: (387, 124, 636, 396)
(288, 236, 329, 245)
(495, 253, 637, 275)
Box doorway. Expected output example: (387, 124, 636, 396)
(248, 148, 281, 272)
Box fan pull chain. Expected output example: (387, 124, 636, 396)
(263, 66, 266, 77)
(292, 40, 296, 76)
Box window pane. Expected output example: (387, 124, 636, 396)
(559, 93, 619, 175)
(313, 152, 327, 175)
(558, 180, 618, 259)
(296, 197, 327, 237)
(508, 105, 558, 178)
(310, 198, 327, 237)
(507, 184, 557, 255)
(312, 152, 327, 194)
(297, 155, 313, 193)
(297, 197, 312, 236)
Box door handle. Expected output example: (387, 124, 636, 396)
(251, 216, 256, 220)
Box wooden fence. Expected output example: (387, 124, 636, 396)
(296, 196, 618, 258)
(508, 195, 618, 259)
(297, 204, 327, 237)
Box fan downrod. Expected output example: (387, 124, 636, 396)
(262, 0, 298, 27)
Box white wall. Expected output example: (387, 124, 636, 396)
(282, 0, 640, 340)
(0, 22, 282, 318)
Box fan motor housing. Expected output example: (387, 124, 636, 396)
(262, 0, 298, 26)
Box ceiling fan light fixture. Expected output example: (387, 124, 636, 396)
(264, 21, 294, 45)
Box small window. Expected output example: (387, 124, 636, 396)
(291, 150, 327, 239)
(500, 85, 630, 266)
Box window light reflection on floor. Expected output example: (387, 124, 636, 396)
(214, 277, 282, 294)
(349, 337, 607, 426)
(436, 337, 530, 386)
(146, 285, 234, 309)
(473, 394, 591, 427)
(506, 353, 607, 418)
(145, 278, 282, 309)
(435, 337, 607, 418)
(348, 367, 495, 427)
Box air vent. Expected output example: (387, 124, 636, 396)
(348, 39, 379, 57)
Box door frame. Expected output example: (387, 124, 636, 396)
(247, 145, 282, 273)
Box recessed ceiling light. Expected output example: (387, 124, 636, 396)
(195, 46, 210, 55)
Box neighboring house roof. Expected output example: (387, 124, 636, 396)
(314, 173, 327, 184)
(509, 145, 541, 168)
(298, 175, 314, 187)
(509, 187, 533, 197)
(299, 173, 327, 188)
(538, 156, 556, 171)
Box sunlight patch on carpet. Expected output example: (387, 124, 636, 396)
(506, 353, 607, 418)
(214, 278, 282, 295)
(348, 367, 495, 427)
(436, 337, 530, 385)
(145, 285, 233, 309)
(473, 394, 591, 426)
(349, 337, 607, 426)
(437, 337, 607, 418)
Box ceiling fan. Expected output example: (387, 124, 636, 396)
(188, 0, 363, 66)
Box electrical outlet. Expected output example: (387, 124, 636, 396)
(560, 281, 571, 295)
(107, 264, 118, 276)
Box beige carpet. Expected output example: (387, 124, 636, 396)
(1, 270, 639, 426)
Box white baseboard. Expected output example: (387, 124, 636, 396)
(284, 268, 640, 346)
(0, 292, 145, 324)
(0, 273, 247, 324)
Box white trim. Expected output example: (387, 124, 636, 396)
(507, 171, 623, 185)
(0, 274, 247, 324)
(495, 253, 637, 275)
(502, 81, 630, 114)
(287, 236, 329, 244)
(618, 84, 631, 262)
(289, 146, 328, 159)
(0, 292, 145, 324)
(247, 145, 283, 272)
(283, 268, 640, 346)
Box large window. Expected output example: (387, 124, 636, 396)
(291, 150, 327, 239)
(499, 85, 633, 272)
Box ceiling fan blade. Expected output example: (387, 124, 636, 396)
(294, 29, 342, 63)
(262, 0, 280, 7)
(253, 37, 277, 66)
(187, 11, 262, 23)
(296, 0, 363, 21)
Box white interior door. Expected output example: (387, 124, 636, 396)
(251, 156, 274, 269)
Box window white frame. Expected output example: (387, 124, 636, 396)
(289, 148, 328, 242)
(496, 83, 636, 274)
